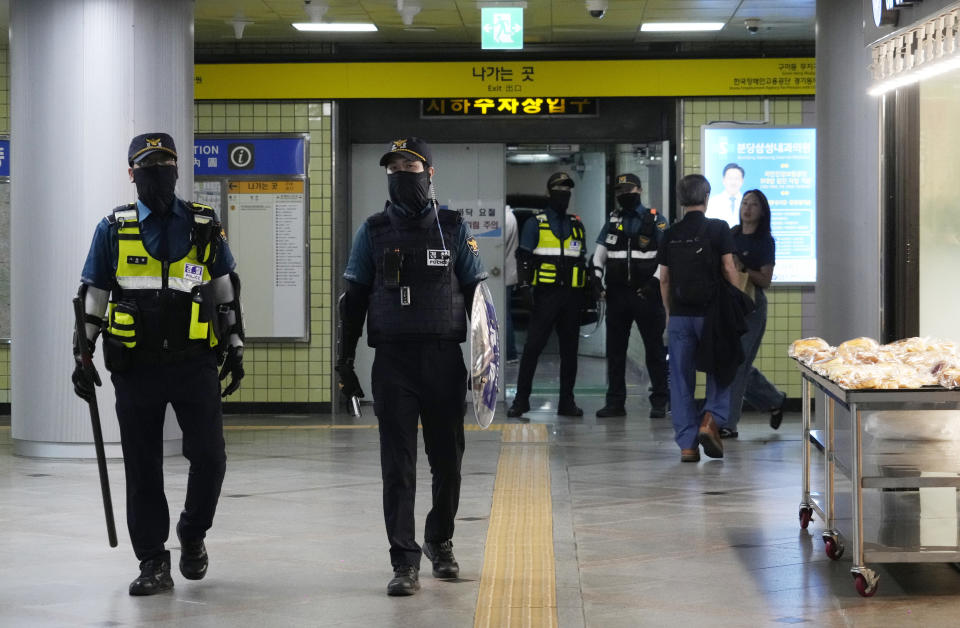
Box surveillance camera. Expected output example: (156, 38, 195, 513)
(585, 0, 607, 20)
(744, 18, 761, 34)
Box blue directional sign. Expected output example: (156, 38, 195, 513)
(193, 137, 305, 176)
(481, 7, 523, 50)
(0, 140, 10, 177)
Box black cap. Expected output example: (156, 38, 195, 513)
(614, 173, 642, 189)
(128, 133, 178, 166)
(547, 171, 575, 189)
(379, 137, 432, 167)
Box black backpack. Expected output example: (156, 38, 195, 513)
(668, 219, 718, 307)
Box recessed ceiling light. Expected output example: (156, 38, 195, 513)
(640, 22, 724, 32)
(403, 26, 437, 32)
(292, 22, 378, 32)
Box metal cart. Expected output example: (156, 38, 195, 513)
(797, 360, 960, 597)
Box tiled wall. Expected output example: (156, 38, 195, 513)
(680, 96, 815, 400)
(195, 101, 334, 404)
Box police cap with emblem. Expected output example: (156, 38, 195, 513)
(547, 171, 575, 189)
(614, 173, 642, 190)
(379, 137, 432, 168)
(128, 132, 178, 166)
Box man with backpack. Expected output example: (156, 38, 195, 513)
(656, 174, 741, 462)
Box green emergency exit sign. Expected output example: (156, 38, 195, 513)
(481, 7, 523, 50)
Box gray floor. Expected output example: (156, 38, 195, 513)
(4, 355, 960, 626)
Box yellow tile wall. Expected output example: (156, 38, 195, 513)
(194, 100, 333, 404)
(684, 97, 812, 400)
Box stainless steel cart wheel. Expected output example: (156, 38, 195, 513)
(853, 569, 879, 597)
(824, 537, 844, 560)
(799, 506, 814, 529)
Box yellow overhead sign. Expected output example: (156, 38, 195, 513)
(194, 58, 815, 100)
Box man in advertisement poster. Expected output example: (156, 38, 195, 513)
(706, 162, 745, 226)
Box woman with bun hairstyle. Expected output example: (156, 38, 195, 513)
(722, 189, 787, 438)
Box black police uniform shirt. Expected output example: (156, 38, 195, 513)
(81, 198, 236, 289)
(343, 203, 487, 290)
(518, 206, 581, 254)
(732, 228, 775, 272)
(655, 210, 735, 317)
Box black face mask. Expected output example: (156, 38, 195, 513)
(133, 165, 178, 215)
(616, 192, 641, 211)
(549, 189, 571, 213)
(388, 171, 431, 216)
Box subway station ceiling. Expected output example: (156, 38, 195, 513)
(193, 0, 816, 61)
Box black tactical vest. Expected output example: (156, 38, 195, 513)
(366, 205, 466, 345)
(603, 209, 659, 288)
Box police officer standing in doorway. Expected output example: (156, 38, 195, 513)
(72, 133, 246, 595)
(592, 173, 669, 418)
(336, 137, 487, 596)
(507, 172, 588, 418)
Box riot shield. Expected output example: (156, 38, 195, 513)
(469, 281, 501, 429)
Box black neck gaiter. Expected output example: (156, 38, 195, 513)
(133, 165, 178, 215)
(549, 189, 571, 214)
(388, 171, 431, 216)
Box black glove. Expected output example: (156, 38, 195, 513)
(516, 284, 534, 311)
(219, 345, 245, 397)
(72, 340, 102, 403)
(590, 276, 604, 302)
(335, 359, 365, 400)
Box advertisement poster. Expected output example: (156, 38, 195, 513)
(701, 126, 816, 283)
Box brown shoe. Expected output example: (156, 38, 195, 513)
(680, 449, 700, 462)
(698, 412, 724, 459)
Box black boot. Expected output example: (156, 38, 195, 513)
(177, 524, 209, 580)
(387, 565, 420, 596)
(129, 554, 174, 596)
(507, 399, 530, 418)
(423, 540, 459, 579)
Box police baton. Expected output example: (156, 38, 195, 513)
(72, 296, 118, 548)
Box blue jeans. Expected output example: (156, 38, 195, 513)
(726, 290, 786, 430)
(668, 315, 731, 450)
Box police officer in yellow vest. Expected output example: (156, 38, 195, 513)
(72, 133, 245, 596)
(507, 171, 588, 418)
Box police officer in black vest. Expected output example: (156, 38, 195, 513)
(592, 173, 669, 418)
(72, 133, 245, 595)
(337, 137, 487, 596)
(507, 172, 588, 418)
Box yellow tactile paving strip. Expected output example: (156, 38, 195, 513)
(475, 423, 557, 628)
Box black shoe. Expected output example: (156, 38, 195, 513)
(387, 565, 420, 596)
(770, 405, 784, 430)
(649, 406, 667, 419)
(507, 400, 529, 418)
(596, 405, 626, 418)
(129, 555, 174, 596)
(177, 525, 208, 581)
(719, 427, 739, 439)
(423, 540, 459, 579)
(557, 403, 583, 417)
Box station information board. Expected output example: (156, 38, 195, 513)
(701, 126, 817, 284)
(193, 135, 309, 341)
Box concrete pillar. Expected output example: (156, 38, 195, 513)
(11, 0, 194, 457)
